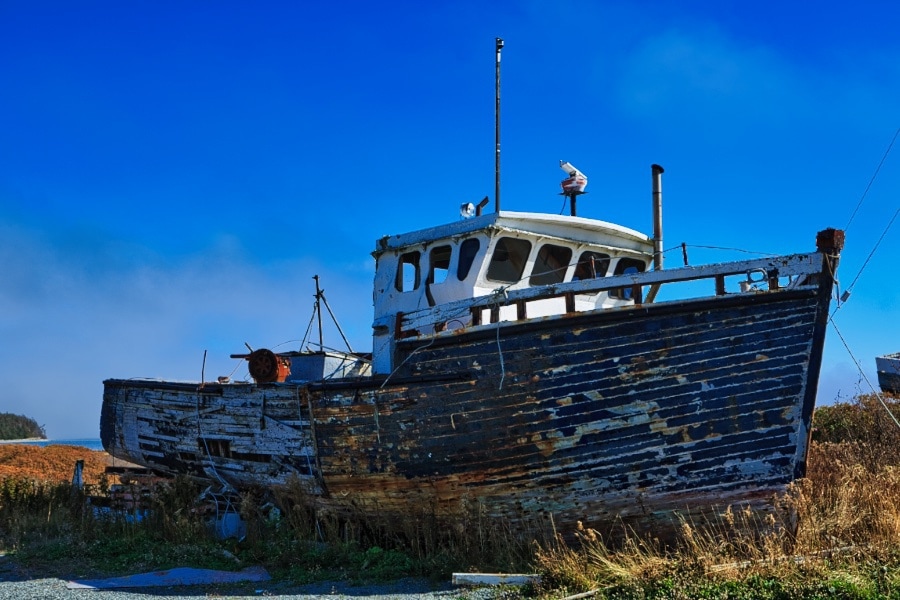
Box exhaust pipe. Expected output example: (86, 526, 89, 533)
(646, 164, 664, 303)
(651, 164, 664, 271)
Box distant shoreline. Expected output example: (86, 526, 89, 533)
(0, 438, 105, 451)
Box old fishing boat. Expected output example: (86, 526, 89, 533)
(877, 353, 900, 395)
(101, 40, 845, 539)
(101, 160, 844, 539)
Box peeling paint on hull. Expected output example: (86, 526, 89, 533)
(102, 281, 834, 539)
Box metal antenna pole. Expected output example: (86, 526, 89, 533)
(495, 37, 503, 213)
(313, 275, 324, 351)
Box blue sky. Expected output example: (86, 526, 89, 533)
(1, 1, 898, 438)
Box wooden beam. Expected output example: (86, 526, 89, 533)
(451, 573, 541, 586)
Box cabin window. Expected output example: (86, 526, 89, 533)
(530, 244, 573, 286)
(395, 251, 421, 292)
(610, 258, 646, 299)
(573, 251, 610, 280)
(486, 237, 532, 283)
(457, 238, 480, 281)
(428, 245, 452, 284)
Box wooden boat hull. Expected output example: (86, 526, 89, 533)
(102, 281, 832, 539)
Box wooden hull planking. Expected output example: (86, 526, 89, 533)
(102, 281, 831, 538)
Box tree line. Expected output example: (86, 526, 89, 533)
(0, 412, 46, 440)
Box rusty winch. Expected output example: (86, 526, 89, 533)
(230, 348, 291, 383)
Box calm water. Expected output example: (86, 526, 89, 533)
(4, 438, 104, 451)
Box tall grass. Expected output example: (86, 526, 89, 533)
(0, 470, 536, 580)
(0, 473, 243, 577)
(239, 478, 539, 579)
(0, 477, 85, 547)
(532, 394, 900, 598)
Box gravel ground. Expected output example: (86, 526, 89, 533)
(0, 577, 493, 600)
(0, 555, 506, 600)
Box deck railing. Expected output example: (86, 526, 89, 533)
(381, 251, 826, 339)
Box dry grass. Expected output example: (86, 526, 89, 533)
(0, 444, 111, 484)
(795, 441, 900, 552)
(532, 395, 900, 597)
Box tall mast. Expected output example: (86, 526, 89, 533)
(495, 37, 503, 212)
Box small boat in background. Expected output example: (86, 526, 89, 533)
(877, 353, 900, 395)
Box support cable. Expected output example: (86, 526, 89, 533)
(845, 126, 900, 232)
(835, 206, 899, 313)
(320, 294, 354, 353)
(829, 316, 900, 431)
(299, 302, 318, 349)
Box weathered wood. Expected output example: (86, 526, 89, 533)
(102, 382, 322, 492)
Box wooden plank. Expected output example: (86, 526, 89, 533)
(452, 573, 541, 586)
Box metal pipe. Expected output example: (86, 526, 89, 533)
(652, 164, 664, 271)
(645, 164, 665, 304)
(476, 196, 490, 216)
(495, 37, 503, 212)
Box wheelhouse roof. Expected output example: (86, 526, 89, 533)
(373, 211, 652, 257)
